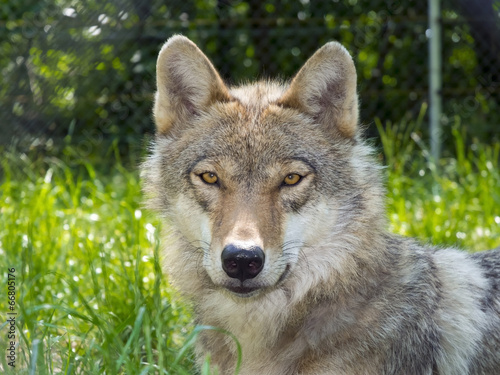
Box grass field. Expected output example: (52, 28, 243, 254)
(1, 123, 499, 374)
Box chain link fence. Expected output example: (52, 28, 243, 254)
(1, 0, 499, 156)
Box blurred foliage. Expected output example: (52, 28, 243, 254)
(1, 0, 499, 157)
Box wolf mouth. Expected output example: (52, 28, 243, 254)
(224, 264, 292, 297)
(226, 285, 260, 296)
(278, 264, 291, 284)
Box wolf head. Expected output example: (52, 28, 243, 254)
(143, 36, 385, 301)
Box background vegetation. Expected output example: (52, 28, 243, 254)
(1, 0, 499, 153)
(1, 1, 499, 374)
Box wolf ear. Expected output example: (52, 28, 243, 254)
(278, 42, 358, 138)
(154, 35, 230, 134)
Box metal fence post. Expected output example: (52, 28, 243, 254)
(429, 0, 443, 162)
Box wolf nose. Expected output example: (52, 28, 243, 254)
(221, 245, 265, 282)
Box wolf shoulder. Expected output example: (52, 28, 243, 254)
(389, 236, 500, 374)
(299, 238, 500, 375)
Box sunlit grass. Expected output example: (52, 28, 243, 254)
(0, 148, 195, 374)
(0, 121, 499, 374)
(378, 112, 500, 250)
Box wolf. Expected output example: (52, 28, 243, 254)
(141, 35, 500, 374)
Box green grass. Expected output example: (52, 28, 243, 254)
(0, 122, 499, 374)
(378, 112, 500, 250)
(0, 147, 195, 374)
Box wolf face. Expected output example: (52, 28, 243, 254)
(143, 35, 384, 300)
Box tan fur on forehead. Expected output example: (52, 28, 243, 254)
(230, 81, 287, 111)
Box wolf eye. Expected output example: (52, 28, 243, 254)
(283, 173, 302, 186)
(200, 172, 218, 184)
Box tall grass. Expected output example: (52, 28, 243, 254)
(0, 147, 195, 374)
(377, 111, 500, 250)
(0, 122, 499, 374)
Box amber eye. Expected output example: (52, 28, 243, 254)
(283, 173, 302, 186)
(201, 172, 218, 184)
